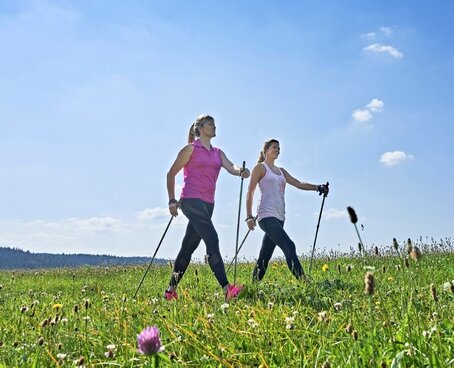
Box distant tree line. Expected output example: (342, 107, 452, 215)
(0, 246, 167, 270)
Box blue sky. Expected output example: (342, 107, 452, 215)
(1, 1, 453, 261)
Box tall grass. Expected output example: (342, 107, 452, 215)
(0, 238, 453, 367)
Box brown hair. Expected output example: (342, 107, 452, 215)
(257, 139, 279, 163)
(187, 114, 215, 143)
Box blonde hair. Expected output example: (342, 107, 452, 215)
(257, 139, 279, 163)
(187, 114, 215, 143)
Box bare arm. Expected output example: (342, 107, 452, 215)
(220, 150, 250, 178)
(245, 164, 265, 230)
(167, 144, 193, 215)
(281, 168, 319, 192)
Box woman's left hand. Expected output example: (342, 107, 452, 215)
(240, 168, 250, 179)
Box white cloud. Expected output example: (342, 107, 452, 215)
(352, 109, 372, 122)
(379, 151, 414, 166)
(71, 217, 121, 232)
(364, 43, 403, 59)
(322, 208, 348, 220)
(363, 32, 376, 40)
(352, 98, 384, 124)
(380, 27, 393, 36)
(366, 98, 384, 112)
(137, 207, 168, 221)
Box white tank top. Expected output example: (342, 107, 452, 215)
(257, 163, 286, 221)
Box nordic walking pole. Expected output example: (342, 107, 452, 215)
(226, 216, 257, 274)
(233, 161, 246, 285)
(308, 182, 329, 275)
(133, 216, 174, 298)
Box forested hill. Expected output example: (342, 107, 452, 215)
(0, 247, 166, 270)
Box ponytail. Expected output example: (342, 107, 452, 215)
(258, 139, 279, 163)
(187, 114, 214, 143)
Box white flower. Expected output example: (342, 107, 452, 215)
(247, 318, 258, 328)
(220, 303, 229, 312)
(333, 302, 343, 311)
(56, 353, 66, 360)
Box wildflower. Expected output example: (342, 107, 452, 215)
(76, 356, 85, 366)
(317, 311, 329, 323)
(406, 238, 413, 254)
(364, 272, 375, 296)
(322, 264, 329, 272)
(52, 303, 63, 310)
(322, 361, 331, 368)
(381, 360, 388, 368)
(410, 246, 422, 262)
(247, 318, 258, 328)
(267, 302, 274, 309)
(346, 265, 352, 272)
(104, 344, 116, 358)
(137, 326, 164, 355)
(392, 238, 399, 251)
(206, 313, 214, 323)
(387, 276, 394, 282)
(404, 257, 409, 268)
(220, 303, 229, 312)
(56, 353, 66, 360)
(333, 302, 343, 311)
(352, 330, 358, 340)
(443, 281, 454, 293)
(285, 316, 295, 329)
(347, 206, 358, 224)
(37, 337, 44, 346)
(430, 283, 438, 302)
(345, 324, 353, 334)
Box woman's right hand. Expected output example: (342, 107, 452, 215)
(168, 200, 180, 217)
(246, 217, 256, 231)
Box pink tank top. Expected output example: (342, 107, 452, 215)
(257, 163, 286, 221)
(180, 139, 222, 203)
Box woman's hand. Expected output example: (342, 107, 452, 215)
(168, 200, 180, 217)
(240, 167, 250, 179)
(246, 216, 256, 231)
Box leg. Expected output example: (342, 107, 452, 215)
(180, 199, 229, 288)
(258, 217, 304, 280)
(252, 233, 276, 281)
(169, 221, 202, 288)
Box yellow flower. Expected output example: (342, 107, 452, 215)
(52, 303, 63, 310)
(322, 264, 329, 272)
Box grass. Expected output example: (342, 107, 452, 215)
(0, 238, 454, 367)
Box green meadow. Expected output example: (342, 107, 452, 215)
(1, 238, 453, 367)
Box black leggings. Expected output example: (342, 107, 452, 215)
(169, 198, 229, 288)
(253, 217, 304, 281)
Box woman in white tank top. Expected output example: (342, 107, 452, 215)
(245, 139, 329, 281)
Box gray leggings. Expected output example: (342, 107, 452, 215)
(169, 198, 229, 288)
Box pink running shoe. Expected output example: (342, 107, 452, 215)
(225, 284, 244, 301)
(164, 290, 178, 301)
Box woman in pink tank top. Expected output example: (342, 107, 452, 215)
(245, 139, 329, 281)
(164, 114, 250, 301)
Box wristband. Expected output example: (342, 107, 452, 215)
(168, 199, 178, 205)
(245, 215, 255, 222)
